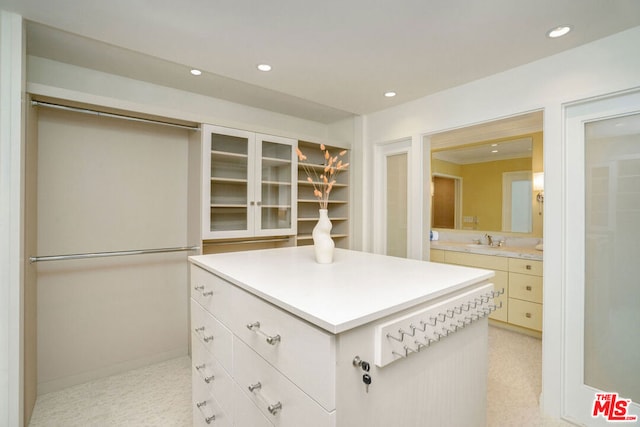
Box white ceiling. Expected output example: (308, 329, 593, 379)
(3, 0, 640, 123)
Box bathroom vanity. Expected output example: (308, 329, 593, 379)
(189, 246, 497, 426)
(430, 240, 543, 335)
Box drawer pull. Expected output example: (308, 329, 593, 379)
(195, 364, 215, 383)
(525, 313, 532, 318)
(194, 326, 214, 342)
(526, 265, 532, 270)
(196, 400, 216, 424)
(526, 286, 532, 291)
(268, 401, 283, 416)
(248, 382, 262, 392)
(194, 285, 213, 297)
(246, 321, 282, 345)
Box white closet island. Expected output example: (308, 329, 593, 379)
(189, 247, 496, 427)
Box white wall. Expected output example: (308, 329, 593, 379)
(361, 26, 640, 420)
(0, 10, 24, 427)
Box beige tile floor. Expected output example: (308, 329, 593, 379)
(29, 326, 575, 426)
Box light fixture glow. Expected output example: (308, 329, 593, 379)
(547, 26, 571, 38)
(257, 64, 272, 72)
(384, 91, 397, 98)
(491, 150, 499, 153)
(190, 69, 202, 76)
(491, 143, 498, 147)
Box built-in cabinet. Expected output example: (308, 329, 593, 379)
(201, 125, 297, 240)
(430, 249, 543, 334)
(296, 141, 350, 248)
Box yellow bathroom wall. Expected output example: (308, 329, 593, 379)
(461, 157, 532, 231)
(432, 158, 462, 176)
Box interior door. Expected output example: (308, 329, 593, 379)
(374, 140, 411, 258)
(564, 91, 640, 425)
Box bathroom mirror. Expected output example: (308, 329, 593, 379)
(429, 112, 544, 237)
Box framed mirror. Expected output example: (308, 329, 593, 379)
(430, 112, 543, 237)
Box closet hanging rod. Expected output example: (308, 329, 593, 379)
(31, 100, 200, 131)
(29, 245, 200, 263)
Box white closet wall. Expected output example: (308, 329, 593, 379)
(35, 107, 191, 394)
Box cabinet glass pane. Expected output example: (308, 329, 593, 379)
(261, 141, 292, 230)
(584, 112, 640, 403)
(210, 207, 247, 232)
(209, 132, 249, 232)
(261, 207, 291, 230)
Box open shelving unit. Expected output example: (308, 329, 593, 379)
(296, 140, 350, 248)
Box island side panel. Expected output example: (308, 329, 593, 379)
(335, 283, 490, 427)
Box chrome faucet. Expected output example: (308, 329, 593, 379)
(484, 234, 493, 246)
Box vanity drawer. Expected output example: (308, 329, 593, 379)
(233, 338, 335, 427)
(509, 273, 543, 304)
(489, 271, 508, 322)
(191, 265, 234, 327)
(192, 366, 232, 427)
(508, 258, 543, 276)
(444, 251, 509, 271)
(191, 299, 233, 373)
(233, 382, 274, 427)
(508, 298, 542, 331)
(191, 332, 234, 418)
(230, 285, 336, 411)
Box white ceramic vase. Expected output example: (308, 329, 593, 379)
(312, 209, 335, 264)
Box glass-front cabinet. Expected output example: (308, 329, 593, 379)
(201, 124, 297, 239)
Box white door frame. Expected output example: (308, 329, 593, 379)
(564, 89, 640, 425)
(373, 139, 412, 256)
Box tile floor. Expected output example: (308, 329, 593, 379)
(29, 326, 575, 426)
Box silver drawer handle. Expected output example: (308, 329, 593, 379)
(194, 285, 213, 297)
(194, 326, 214, 343)
(268, 401, 283, 416)
(246, 321, 281, 345)
(195, 363, 215, 383)
(248, 382, 262, 392)
(196, 400, 216, 424)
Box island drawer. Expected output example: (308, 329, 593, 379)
(191, 265, 234, 328)
(509, 273, 543, 304)
(233, 338, 335, 427)
(508, 298, 542, 331)
(232, 383, 274, 427)
(230, 285, 336, 411)
(191, 332, 234, 418)
(193, 366, 232, 427)
(191, 299, 233, 373)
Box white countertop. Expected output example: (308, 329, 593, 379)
(190, 246, 493, 334)
(430, 241, 543, 260)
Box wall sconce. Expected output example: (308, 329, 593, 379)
(431, 181, 435, 197)
(533, 172, 544, 214)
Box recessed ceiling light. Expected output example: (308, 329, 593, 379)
(491, 150, 499, 153)
(190, 69, 202, 76)
(491, 143, 498, 147)
(257, 64, 272, 72)
(547, 26, 571, 38)
(384, 91, 397, 98)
